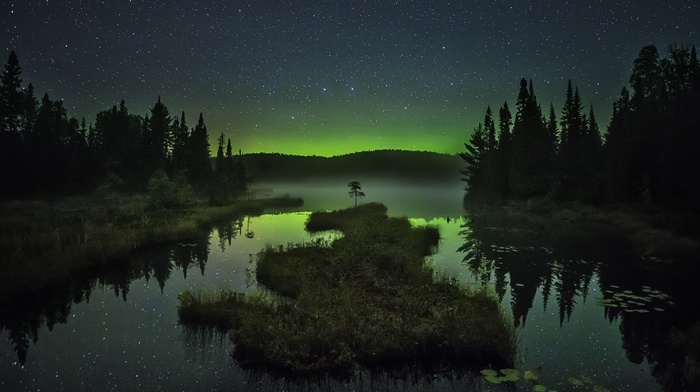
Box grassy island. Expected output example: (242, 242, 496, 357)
(178, 202, 516, 376)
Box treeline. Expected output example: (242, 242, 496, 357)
(244, 150, 462, 183)
(461, 44, 700, 211)
(0, 51, 246, 204)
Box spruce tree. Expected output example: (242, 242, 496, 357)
(460, 123, 489, 203)
(172, 111, 189, 175)
(510, 79, 550, 197)
(146, 97, 172, 174)
(188, 112, 211, 189)
(497, 101, 512, 197)
(0, 51, 22, 133)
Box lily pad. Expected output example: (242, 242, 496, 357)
(503, 372, 520, 381)
(524, 370, 539, 381)
(533, 385, 547, 392)
(480, 369, 498, 376)
(484, 374, 503, 384)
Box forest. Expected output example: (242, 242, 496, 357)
(460, 44, 700, 212)
(0, 51, 246, 205)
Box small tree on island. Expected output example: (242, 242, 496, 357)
(348, 181, 365, 208)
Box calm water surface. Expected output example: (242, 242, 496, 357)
(1, 182, 695, 391)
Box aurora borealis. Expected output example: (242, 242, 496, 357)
(2, 1, 698, 156)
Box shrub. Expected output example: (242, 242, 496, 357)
(147, 170, 196, 211)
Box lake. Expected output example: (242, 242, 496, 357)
(1, 181, 696, 391)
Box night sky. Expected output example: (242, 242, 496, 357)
(2, 1, 698, 156)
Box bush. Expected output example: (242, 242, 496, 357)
(147, 170, 197, 211)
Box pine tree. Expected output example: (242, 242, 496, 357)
(497, 101, 513, 198)
(604, 87, 636, 202)
(484, 106, 496, 151)
(0, 51, 23, 133)
(510, 79, 551, 197)
(20, 83, 38, 140)
(171, 111, 189, 175)
(145, 97, 172, 174)
(187, 112, 211, 189)
(460, 123, 489, 202)
(629, 45, 663, 202)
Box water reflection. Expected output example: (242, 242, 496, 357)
(2, 205, 698, 391)
(0, 228, 213, 366)
(459, 209, 700, 390)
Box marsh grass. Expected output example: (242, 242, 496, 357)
(0, 194, 303, 300)
(178, 202, 516, 377)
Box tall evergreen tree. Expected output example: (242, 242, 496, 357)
(496, 102, 513, 197)
(20, 83, 38, 140)
(460, 123, 489, 203)
(140, 97, 172, 181)
(171, 111, 190, 175)
(187, 112, 211, 189)
(0, 51, 23, 134)
(510, 79, 551, 197)
(630, 45, 663, 202)
(604, 87, 636, 202)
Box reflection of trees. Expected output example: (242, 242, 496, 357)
(0, 228, 212, 364)
(553, 260, 593, 326)
(460, 207, 700, 390)
(598, 259, 700, 391)
(459, 211, 599, 328)
(216, 218, 243, 252)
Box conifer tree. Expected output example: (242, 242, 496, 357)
(171, 111, 189, 175)
(20, 83, 38, 139)
(0, 51, 22, 133)
(187, 112, 211, 189)
(510, 79, 551, 197)
(144, 97, 172, 174)
(496, 102, 513, 198)
(460, 123, 489, 202)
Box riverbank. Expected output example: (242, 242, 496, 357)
(0, 194, 303, 301)
(178, 203, 517, 376)
(466, 198, 700, 261)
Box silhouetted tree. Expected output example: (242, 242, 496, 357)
(510, 79, 553, 197)
(171, 111, 190, 176)
(497, 102, 513, 197)
(459, 123, 489, 202)
(348, 180, 365, 208)
(187, 112, 211, 189)
(140, 97, 172, 181)
(0, 51, 22, 134)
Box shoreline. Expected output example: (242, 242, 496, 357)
(466, 198, 700, 261)
(0, 195, 304, 302)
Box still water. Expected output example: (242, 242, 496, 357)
(1, 182, 696, 391)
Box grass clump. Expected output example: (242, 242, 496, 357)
(178, 202, 516, 376)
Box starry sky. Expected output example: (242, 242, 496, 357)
(2, 1, 698, 156)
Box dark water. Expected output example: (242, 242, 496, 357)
(1, 183, 697, 391)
